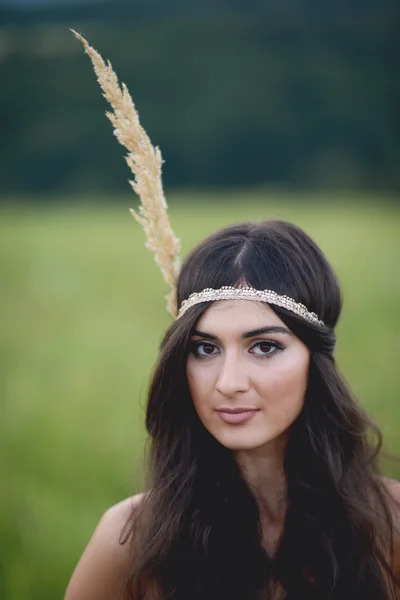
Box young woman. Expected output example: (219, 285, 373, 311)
(65, 219, 400, 600)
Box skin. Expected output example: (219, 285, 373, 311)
(186, 300, 310, 538)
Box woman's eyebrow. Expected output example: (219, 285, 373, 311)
(191, 326, 293, 340)
(242, 326, 293, 338)
(192, 330, 218, 340)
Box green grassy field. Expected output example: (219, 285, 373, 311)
(1, 192, 399, 599)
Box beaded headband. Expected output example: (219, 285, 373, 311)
(178, 286, 324, 325)
(74, 32, 325, 329)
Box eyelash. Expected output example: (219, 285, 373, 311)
(190, 340, 283, 359)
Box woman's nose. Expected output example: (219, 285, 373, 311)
(215, 351, 250, 397)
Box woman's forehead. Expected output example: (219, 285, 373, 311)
(194, 301, 286, 334)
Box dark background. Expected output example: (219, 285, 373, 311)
(1, 0, 399, 197)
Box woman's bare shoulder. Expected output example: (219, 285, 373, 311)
(379, 477, 400, 523)
(64, 493, 146, 600)
(101, 492, 146, 537)
(380, 477, 400, 576)
(382, 477, 400, 507)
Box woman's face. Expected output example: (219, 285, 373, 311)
(186, 300, 310, 452)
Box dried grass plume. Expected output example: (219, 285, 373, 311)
(71, 29, 181, 317)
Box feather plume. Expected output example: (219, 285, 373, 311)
(71, 30, 181, 317)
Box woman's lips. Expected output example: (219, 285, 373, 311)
(216, 409, 259, 424)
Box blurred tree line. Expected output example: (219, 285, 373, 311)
(0, 0, 399, 197)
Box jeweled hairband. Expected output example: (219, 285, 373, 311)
(74, 34, 325, 330)
(178, 286, 325, 326)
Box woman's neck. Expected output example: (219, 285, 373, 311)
(233, 434, 288, 525)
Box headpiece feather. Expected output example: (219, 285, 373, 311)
(71, 30, 181, 317)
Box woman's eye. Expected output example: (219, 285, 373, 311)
(190, 340, 282, 358)
(192, 342, 218, 357)
(250, 341, 281, 356)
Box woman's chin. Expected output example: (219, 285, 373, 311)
(215, 429, 276, 452)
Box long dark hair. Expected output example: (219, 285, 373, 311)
(123, 220, 399, 599)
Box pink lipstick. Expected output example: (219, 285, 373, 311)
(216, 409, 259, 424)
